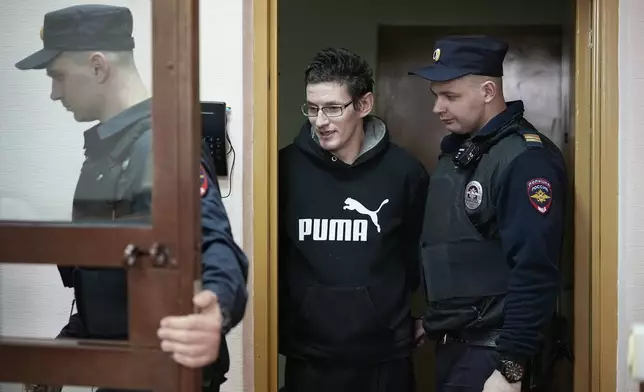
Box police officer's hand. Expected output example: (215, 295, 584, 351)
(482, 370, 521, 392)
(157, 290, 223, 368)
(414, 318, 425, 348)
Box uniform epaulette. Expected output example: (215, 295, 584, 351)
(517, 129, 543, 149)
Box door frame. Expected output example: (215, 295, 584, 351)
(0, 0, 202, 390)
(250, 0, 619, 392)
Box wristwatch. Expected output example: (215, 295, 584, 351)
(497, 358, 525, 383)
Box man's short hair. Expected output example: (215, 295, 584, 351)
(65, 50, 136, 68)
(304, 48, 374, 102)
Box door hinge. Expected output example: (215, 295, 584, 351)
(588, 29, 594, 50)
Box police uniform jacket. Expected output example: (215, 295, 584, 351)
(420, 100, 567, 362)
(56, 99, 248, 389)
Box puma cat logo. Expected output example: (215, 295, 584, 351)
(297, 197, 390, 242)
(343, 197, 389, 233)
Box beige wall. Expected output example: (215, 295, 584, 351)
(619, 0, 644, 391)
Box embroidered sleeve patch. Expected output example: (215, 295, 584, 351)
(200, 164, 208, 197)
(527, 178, 552, 214)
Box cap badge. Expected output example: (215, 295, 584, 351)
(433, 48, 441, 62)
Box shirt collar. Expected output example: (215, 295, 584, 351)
(475, 100, 524, 137)
(440, 100, 525, 153)
(83, 98, 152, 147)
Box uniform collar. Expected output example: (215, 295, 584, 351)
(475, 100, 524, 137)
(83, 98, 152, 147)
(440, 100, 524, 153)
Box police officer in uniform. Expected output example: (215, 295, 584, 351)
(15, 5, 248, 392)
(409, 36, 568, 392)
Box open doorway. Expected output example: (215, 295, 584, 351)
(250, 0, 619, 391)
(276, 2, 574, 391)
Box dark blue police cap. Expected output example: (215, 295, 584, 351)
(409, 36, 509, 82)
(15, 4, 135, 70)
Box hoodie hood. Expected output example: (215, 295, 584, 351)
(294, 115, 390, 168)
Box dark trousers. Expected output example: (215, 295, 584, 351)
(434, 342, 499, 392)
(96, 386, 220, 392)
(96, 385, 220, 392)
(283, 356, 415, 392)
(90, 333, 229, 392)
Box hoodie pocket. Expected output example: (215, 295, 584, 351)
(298, 286, 393, 345)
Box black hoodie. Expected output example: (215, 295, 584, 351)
(278, 116, 429, 362)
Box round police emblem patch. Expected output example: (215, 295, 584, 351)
(464, 181, 483, 210)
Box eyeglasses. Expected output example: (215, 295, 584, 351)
(301, 100, 354, 118)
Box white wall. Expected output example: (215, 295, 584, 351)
(0, 1, 247, 391)
(200, 1, 246, 391)
(618, 0, 644, 391)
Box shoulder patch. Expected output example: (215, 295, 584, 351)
(200, 164, 208, 197)
(517, 129, 543, 149)
(527, 178, 552, 214)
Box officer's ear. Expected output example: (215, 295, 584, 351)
(355, 92, 374, 118)
(481, 79, 500, 104)
(88, 52, 110, 84)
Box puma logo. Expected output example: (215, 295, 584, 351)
(343, 197, 389, 233)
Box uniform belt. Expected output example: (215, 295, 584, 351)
(438, 329, 500, 347)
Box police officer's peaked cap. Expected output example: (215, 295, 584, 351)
(15, 4, 135, 70)
(409, 36, 509, 82)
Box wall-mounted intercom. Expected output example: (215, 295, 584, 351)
(201, 101, 228, 176)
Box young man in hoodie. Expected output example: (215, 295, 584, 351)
(278, 47, 430, 392)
